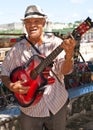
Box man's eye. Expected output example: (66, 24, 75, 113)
(35, 20, 40, 24)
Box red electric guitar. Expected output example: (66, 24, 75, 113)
(10, 17, 93, 107)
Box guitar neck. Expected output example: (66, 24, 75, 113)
(35, 45, 63, 74)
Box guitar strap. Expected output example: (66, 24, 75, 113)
(24, 35, 41, 54)
(24, 35, 62, 84)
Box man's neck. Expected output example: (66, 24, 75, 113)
(28, 35, 43, 45)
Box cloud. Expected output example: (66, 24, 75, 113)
(72, 13, 79, 17)
(66, 13, 79, 20)
(70, 0, 86, 4)
(88, 9, 93, 14)
(65, 13, 80, 22)
(0, 11, 3, 15)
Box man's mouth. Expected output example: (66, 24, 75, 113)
(30, 29, 37, 33)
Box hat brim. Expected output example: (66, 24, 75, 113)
(21, 15, 47, 21)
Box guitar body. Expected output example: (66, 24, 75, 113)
(10, 55, 55, 107)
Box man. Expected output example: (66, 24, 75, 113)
(1, 5, 76, 130)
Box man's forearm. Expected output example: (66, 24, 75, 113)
(1, 76, 13, 91)
(61, 58, 74, 75)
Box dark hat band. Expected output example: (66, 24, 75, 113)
(25, 12, 46, 18)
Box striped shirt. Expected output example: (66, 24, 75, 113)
(1, 34, 68, 117)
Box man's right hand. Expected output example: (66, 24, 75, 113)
(1, 76, 30, 94)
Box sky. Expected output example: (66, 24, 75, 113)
(0, 0, 93, 24)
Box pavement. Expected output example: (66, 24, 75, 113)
(66, 93, 93, 130)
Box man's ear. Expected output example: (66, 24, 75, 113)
(42, 19, 46, 27)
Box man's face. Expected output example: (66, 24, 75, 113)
(24, 18, 45, 40)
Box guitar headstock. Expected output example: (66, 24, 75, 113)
(72, 17, 93, 41)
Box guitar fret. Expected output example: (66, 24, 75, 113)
(35, 45, 63, 74)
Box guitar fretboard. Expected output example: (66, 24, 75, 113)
(35, 45, 63, 74)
